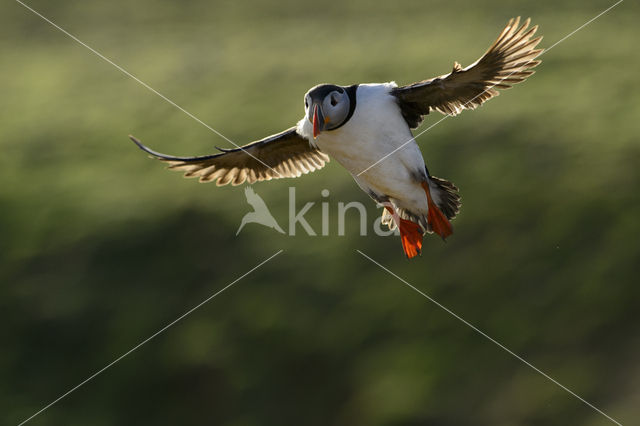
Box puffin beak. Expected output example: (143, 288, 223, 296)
(310, 103, 327, 139)
(312, 104, 320, 139)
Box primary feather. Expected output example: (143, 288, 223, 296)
(391, 17, 543, 128)
(130, 128, 329, 186)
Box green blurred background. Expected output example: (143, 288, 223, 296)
(2, 0, 639, 424)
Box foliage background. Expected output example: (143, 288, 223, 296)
(2, 0, 639, 424)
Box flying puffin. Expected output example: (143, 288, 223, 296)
(131, 17, 542, 258)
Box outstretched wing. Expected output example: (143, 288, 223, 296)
(391, 17, 543, 128)
(130, 127, 329, 186)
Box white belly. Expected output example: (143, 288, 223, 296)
(298, 83, 429, 213)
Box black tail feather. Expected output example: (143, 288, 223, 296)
(429, 175, 461, 220)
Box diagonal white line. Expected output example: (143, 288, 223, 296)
(14, 0, 283, 177)
(17, 249, 284, 426)
(543, 0, 624, 52)
(356, 250, 623, 426)
(357, 0, 624, 176)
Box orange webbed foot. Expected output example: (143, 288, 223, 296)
(398, 218, 423, 259)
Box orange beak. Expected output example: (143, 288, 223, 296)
(312, 104, 320, 139)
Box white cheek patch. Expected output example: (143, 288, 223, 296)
(324, 94, 350, 130)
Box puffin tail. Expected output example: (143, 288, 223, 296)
(428, 176, 462, 221)
(421, 178, 460, 240)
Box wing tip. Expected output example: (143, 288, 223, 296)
(129, 134, 225, 163)
(129, 134, 143, 149)
(129, 134, 163, 160)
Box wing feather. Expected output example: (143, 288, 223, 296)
(130, 127, 329, 186)
(391, 17, 543, 128)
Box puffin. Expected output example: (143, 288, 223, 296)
(131, 17, 542, 258)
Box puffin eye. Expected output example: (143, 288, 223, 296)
(330, 95, 338, 106)
(305, 99, 308, 108)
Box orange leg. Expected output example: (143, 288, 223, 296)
(384, 205, 423, 259)
(421, 181, 453, 240)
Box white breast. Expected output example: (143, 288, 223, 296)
(297, 83, 429, 213)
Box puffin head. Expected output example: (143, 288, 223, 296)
(304, 84, 352, 139)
